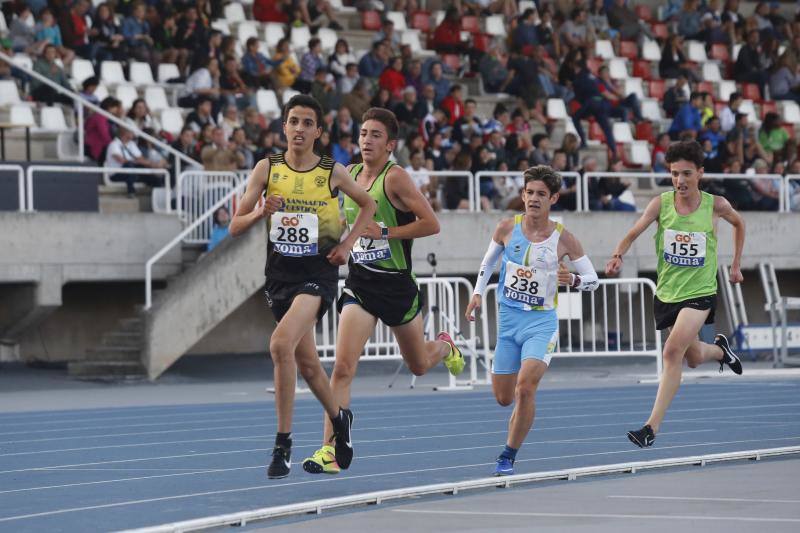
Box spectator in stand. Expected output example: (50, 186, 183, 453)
(512, 8, 539, 55)
(231, 128, 255, 169)
(30, 44, 72, 106)
(85, 96, 122, 162)
(736, 29, 770, 98)
(127, 98, 161, 133)
(292, 0, 344, 30)
(507, 50, 548, 111)
(426, 62, 451, 107)
(561, 133, 581, 171)
(310, 68, 337, 114)
(404, 59, 424, 95)
(530, 133, 551, 166)
(207, 206, 231, 252)
(59, 0, 92, 60)
(328, 39, 356, 79)
(652, 132, 671, 172)
(769, 54, 800, 102)
(241, 37, 273, 89)
(342, 78, 372, 122)
(220, 56, 256, 110)
(660, 34, 699, 81)
(180, 57, 222, 113)
(176, 7, 207, 68)
(588, 0, 619, 47)
(418, 83, 437, 115)
(337, 63, 360, 94)
(379, 57, 407, 101)
(701, 116, 726, 156)
(191, 29, 222, 74)
(105, 123, 167, 196)
(593, 158, 636, 211)
(607, 0, 654, 40)
(663, 74, 690, 118)
(749, 158, 781, 210)
(478, 43, 515, 94)
(271, 38, 301, 90)
(405, 148, 440, 211)
(677, 0, 703, 39)
(297, 37, 325, 93)
(536, 6, 561, 58)
(152, 11, 188, 72)
(242, 107, 264, 146)
(432, 7, 469, 55)
(571, 60, 616, 155)
(669, 91, 704, 140)
(253, 130, 278, 160)
(121, 1, 157, 66)
(10, 6, 47, 56)
(597, 65, 643, 123)
(219, 104, 241, 140)
(559, 7, 596, 53)
(393, 86, 426, 138)
(440, 85, 465, 126)
(358, 40, 390, 80)
(759, 112, 794, 162)
(452, 98, 484, 145)
(201, 126, 245, 171)
(373, 19, 400, 52)
(330, 107, 358, 143)
(699, 92, 715, 126)
(331, 133, 356, 165)
(193, 123, 215, 160)
(720, 92, 742, 132)
(171, 127, 198, 161)
(426, 131, 449, 171)
(444, 151, 472, 210)
(506, 108, 532, 137)
(90, 3, 126, 63)
(79, 76, 101, 107)
(185, 96, 217, 134)
(36, 8, 75, 66)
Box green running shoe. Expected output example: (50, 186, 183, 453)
(302, 445, 340, 475)
(438, 331, 465, 375)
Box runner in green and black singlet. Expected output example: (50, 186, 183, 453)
(606, 141, 746, 449)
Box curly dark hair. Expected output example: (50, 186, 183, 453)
(665, 140, 705, 169)
(523, 165, 562, 195)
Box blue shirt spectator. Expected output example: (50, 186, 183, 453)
(122, 13, 150, 46)
(358, 43, 389, 79)
(669, 93, 704, 137)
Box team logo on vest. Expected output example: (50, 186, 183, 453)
(315, 175, 326, 187)
(292, 175, 304, 194)
(272, 172, 281, 183)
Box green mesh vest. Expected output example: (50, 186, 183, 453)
(344, 161, 416, 272)
(654, 191, 717, 302)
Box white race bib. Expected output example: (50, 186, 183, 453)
(503, 261, 550, 307)
(663, 229, 707, 267)
(269, 212, 318, 256)
(350, 222, 391, 264)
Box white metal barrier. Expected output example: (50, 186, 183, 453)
(407, 170, 476, 212)
(177, 171, 245, 243)
(145, 181, 247, 309)
(582, 172, 789, 213)
(0, 164, 25, 211)
(480, 278, 663, 380)
(315, 276, 480, 389)
(785, 174, 799, 212)
(474, 171, 583, 212)
(25, 165, 171, 212)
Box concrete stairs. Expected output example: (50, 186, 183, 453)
(68, 317, 148, 380)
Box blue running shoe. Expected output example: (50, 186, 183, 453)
(494, 456, 514, 476)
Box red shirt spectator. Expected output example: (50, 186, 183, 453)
(60, 0, 90, 49)
(379, 58, 407, 101)
(440, 86, 464, 126)
(432, 7, 466, 53)
(84, 97, 122, 162)
(253, 0, 289, 23)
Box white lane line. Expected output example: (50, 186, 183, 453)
(608, 495, 800, 504)
(1, 436, 799, 524)
(4, 399, 799, 446)
(390, 509, 800, 523)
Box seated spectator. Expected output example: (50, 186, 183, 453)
(242, 37, 273, 89)
(342, 79, 373, 123)
(310, 68, 337, 114)
(231, 128, 255, 169)
(720, 92, 741, 132)
(185, 96, 217, 134)
(512, 8, 539, 55)
(330, 107, 358, 144)
(127, 98, 161, 133)
(669, 91, 704, 140)
(219, 104, 241, 140)
(561, 133, 581, 171)
(432, 7, 469, 55)
(571, 61, 617, 155)
(440, 85, 465, 127)
(663, 74, 690, 118)
(297, 37, 325, 93)
(201, 127, 246, 171)
(243, 107, 264, 146)
(359, 40, 390, 80)
(701, 116, 726, 154)
(152, 11, 187, 72)
(759, 112, 794, 161)
(90, 2, 126, 63)
(736, 29, 770, 98)
(254, 130, 280, 161)
(652, 133, 671, 172)
(530, 133, 551, 166)
(769, 55, 800, 102)
(207, 207, 231, 252)
(607, 0, 654, 40)
(588, 0, 619, 45)
(171, 127, 198, 161)
(593, 158, 636, 211)
(105, 124, 167, 196)
(452, 98, 484, 146)
(271, 38, 301, 90)
(405, 148, 439, 211)
(10, 6, 47, 56)
(371, 87, 392, 109)
(254, 0, 290, 23)
(338, 63, 360, 94)
(36, 8, 75, 66)
(329, 39, 356, 79)
(31, 45, 72, 106)
(373, 19, 400, 52)
(293, 0, 344, 30)
(332, 133, 357, 165)
(660, 34, 699, 81)
(559, 7, 596, 53)
(80, 76, 101, 107)
(179, 58, 222, 112)
(393, 86, 426, 138)
(749, 158, 781, 210)
(380, 57, 407, 101)
(597, 65, 643, 123)
(444, 151, 472, 210)
(176, 7, 207, 69)
(58, 1, 92, 61)
(700, 92, 715, 126)
(678, 0, 703, 39)
(85, 96, 122, 162)
(536, 7, 560, 59)
(425, 62, 451, 107)
(220, 56, 256, 110)
(122, 1, 157, 66)
(478, 44, 514, 94)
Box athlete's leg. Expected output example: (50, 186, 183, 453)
(320, 303, 377, 444)
(294, 324, 340, 421)
(270, 294, 333, 432)
(506, 359, 548, 449)
(684, 337, 723, 368)
(392, 313, 450, 376)
(492, 373, 517, 406)
(645, 307, 711, 433)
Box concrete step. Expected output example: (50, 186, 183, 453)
(68, 360, 147, 380)
(181, 243, 206, 265)
(86, 346, 142, 361)
(100, 331, 143, 347)
(118, 317, 144, 334)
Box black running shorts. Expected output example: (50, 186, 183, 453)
(653, 294, 716, 331)
(264, 278, 337, 322)
(337, 266, 423, 327)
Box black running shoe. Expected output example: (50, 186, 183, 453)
(715, 334, 743, 375)
(267, 444, 291, 479)
(330, 408, 354, 470)
(627, 424, 655, 448)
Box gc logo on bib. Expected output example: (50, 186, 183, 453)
(269, 212, 319, 256)
(503, 262, 548, 306)
(663, 229, 707, 267)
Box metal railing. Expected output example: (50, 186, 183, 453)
(0, 50, 196, 199)
(784, 174, 799, 212)
(409, 170, 476, 211)
(144, 181, 247, 309)
(25, 165, 170, 211)
(475, 171, 583, 211)
(176, 171, 245, 243)
(0, 164, 25, 211)
(481, 277, 663, 379)
(582, 172, 789, 213)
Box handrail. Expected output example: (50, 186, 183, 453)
(0, 50, 196, 186)
(144, 181, 247, 309)
(0, 164, 25, 211)
(408, 170, 475, 211)
(474, 170, 583, 211)
(25, 165, 169, 211)
(582, 172, 789, 213)
(176, 170, 241, 220)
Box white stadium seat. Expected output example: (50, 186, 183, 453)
(38, 106, 69, 131)
(629, 141, 651, 167)
(317, 28, 338, 53)
(0, 80, 22, 107)
(386, 11, 408, 32)
(129, 61, 155, 86)
(144, 86, 169, 112)
(237, 21, 260, 46)
(94, 82, 110, 102)
(115, 84, 138, 110)
(11, 54, 33, 71)
(158, 63, 181, 84)
(642, 39, 662, 62)
(290, 25, 311, 53)
(485, 15, 506, 37)
(686, 40, 708, 62)
(282, 89, 300, 105)
(612, 122, 634, 144)
(265, 22, 286, 48)
(210, 19, 231, 35)
(702, 62, 722, 83)
(160, 107, 185, 136)
(624, 78, 645, 101)
(224, 3, 246, 23)
(546, 98, 568, 120)
(595, 40, 615, 60)
(71, 58, 95, 85)
(256, 89, 281, 117)
(717, 80, 737, 102)
(100, 61, 126, 85)
(641, 98, 664, 122)
(608, 58, 628, 80)
(10, 104, 36, 127)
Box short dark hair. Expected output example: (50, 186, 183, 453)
(100, 96, 121, 111)
(532, 133, 548, 147)
(82, 76, 99, 90)
(308, 37, 321, 49)
(664, 140, 705, 169)
(690, 91, 702, 101)
(283, 94, 324, 127)
(729, 91, 742, 102)
(465, 98, 477, 106)
(246, 37, 259, 48)
(361, 107, 400, 140)
(523, 165, 562, 195)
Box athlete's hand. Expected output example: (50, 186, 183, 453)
(729, 264, 744, 284)
(326, 243, 350, 266)
(558, 262, 572, 286)
(360, 221, 383, 240)
(260, 194, 283, 218)
(605, 256, 623, 276)
(465, 294, 482, 322)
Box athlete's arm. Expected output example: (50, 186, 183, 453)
(466, 219, 514, 321)
(715, 195, 745, 283)
(605, 195, 661, 276)
(364, 166, 439, 240)
(328, 162, 377, 265)
(230, 159, 282, 237)
(558, 229, 599, 291)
